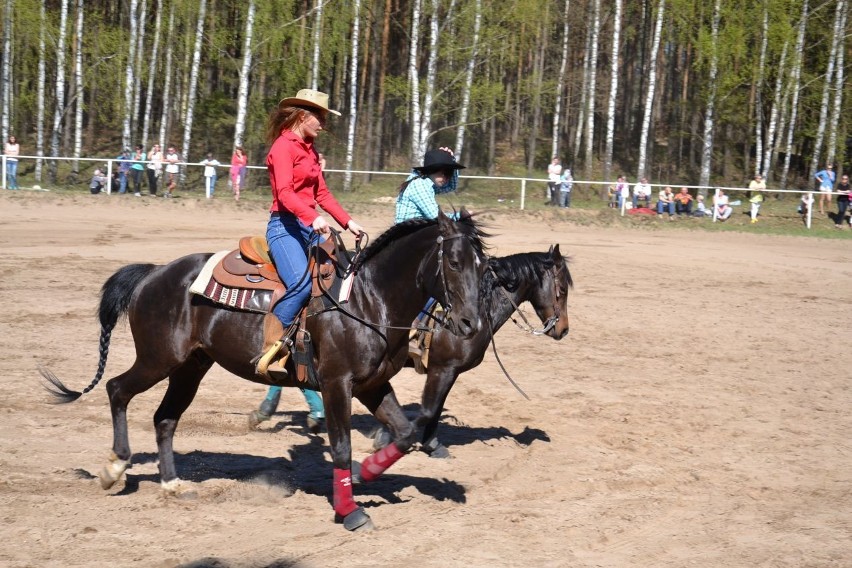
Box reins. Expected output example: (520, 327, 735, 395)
(493, 264, 561, 336)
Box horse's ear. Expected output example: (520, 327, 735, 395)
(436, 209, 452, 233)
(550, 244, 561, 260)
(458, 206, 472, 220)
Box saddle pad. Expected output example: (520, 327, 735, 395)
(189, 251, 272, 313)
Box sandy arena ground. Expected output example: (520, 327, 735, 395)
(0, 191, 850, 567)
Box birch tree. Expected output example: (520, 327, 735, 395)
(455, 0, 482, 164)
(416, 0, 440, 160)
(72, 0, 83, 174)
(761, 41, 788, 179)
(573, 23, 591, 164)
(551, 0, 570, 161)
(408, 0, 422, 161)
(234, 0, 256, 149)
(141, 0, 163, 148)
(603, 0, 622, 183)
(309, 0, 323, 90)
(343, 0, 360, 191)
(158, 4, 175, 148)
(808, 0, 844, 176)
(637, 0, 665, 181)
(584, 0, 600, 172)
(826, 0, 847, 169)
(35, 0, 46, 181)
(48, 0, 70, 182)
(698, 0, 720, 190)
(780, 0, 809, 190)
(753, 4, 768, 176)
(121, 0, 138, 150)
(131, 0, 148, 142)
(181, 0, 207, 174)
(1, 0, 11, 142)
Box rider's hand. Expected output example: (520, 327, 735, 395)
(312, 216, 331, 236)
(346, 220, 364, 238)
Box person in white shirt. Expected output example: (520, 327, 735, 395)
(201, 152, 221, 198)
(164, 146, 180, 198)
(632, 177, 652, 209)
(547, 157, 562, 206)
(714, 189, 733, 220)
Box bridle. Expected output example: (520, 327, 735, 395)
(495, 263, 564, 336)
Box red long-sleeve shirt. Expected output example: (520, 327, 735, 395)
(266, 131, 351, 228)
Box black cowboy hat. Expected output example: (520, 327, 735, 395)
(414, 149, 466, 175)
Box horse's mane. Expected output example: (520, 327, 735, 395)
(483, 250, 573, 300)
(352, 214, 489, 272)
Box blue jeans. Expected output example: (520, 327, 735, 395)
(205, 174, 217, 195)
(6, 160, 18, 189)
(264, 385, 325, 419)
(266, 212, 316, 327)
(118, 171, 128, 193)
(657, 201, 675, 215)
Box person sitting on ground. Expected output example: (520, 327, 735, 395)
(89, 168, 108, 194)
(693, 194, 712, 217)
(656, 186, 675, 218)
(674, 187, 693, 215)
(714, 189, 733, 221)
(632, 177, 652, 209)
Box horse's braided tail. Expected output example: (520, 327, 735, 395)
(41, 263, 158, 404)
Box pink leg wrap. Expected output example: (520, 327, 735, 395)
(360, 442, 405, 483)
(333, 468, 359, 518)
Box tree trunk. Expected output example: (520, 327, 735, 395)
(573, 18, 590, 165)
(762, 40, 788, 180)
(551, 0, 570, 160)
(1, 0, 11, 142)
(310, 0, 323, 90)
(72, 0, 83, 175)
(455, 0, 481, 164)
(780, 0, 809, 190)
(408, 0, 422, 161)
(234, 0, 256, 149)
(698, 0, 719, 189)
(49, 0, 70, 182)
(158, 3, 175, 148)
(131, 0, 148, 143)
(826, 0, 847, 169)
(35, 0, 46, 181)
(121, 0, 138, 150)
(753, 4, 768, 176)
(808, 0, 844, 177)
(417, 0, 439, 159)
(141, 0, 163, 149)
(638, 0, 665, 180)
(181, 0, 207, 177)
(584, 0, 600, 174)
(372, 0, 391, 172)
(603, 0, 622, 184)
(343, 0, 360, 191)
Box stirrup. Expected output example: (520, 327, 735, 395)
(256, 340, 289, 378)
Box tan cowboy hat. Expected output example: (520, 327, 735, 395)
(278, 89, 341, 116)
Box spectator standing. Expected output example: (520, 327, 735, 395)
(201, 152, 221, 198)
(116, 148, 131, 194)
(147, 143, 163, 195)
(748, 173, 766, 223)
(656, 186, 676, 218)
(230, 146, 247, 201)
(632, 177, 652, 209)
(674, 187, 693, 215)
(395, 147, 464, 223)
(714, 189, 733, 221)
(4, 135, 19, 190)
(814, 164, 835, 215)
(559, 168, 573, 208)
(318, 152, 327, 171)
(615, 176, 629, 209)
(835, 173, 850, 228)
(131, 145, 146, 196)
(164, 145, 180, 198)
(547, 157, 562, 205)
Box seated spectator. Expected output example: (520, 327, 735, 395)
(714, 189, 733, 220)
(656, 186, 675, 218)
(632, 177, 652, 209)
(674, 187, 693, 215)
(693, 194, 712, 216)
(89, 169, 108, 194)
(797, 192, 814, 217)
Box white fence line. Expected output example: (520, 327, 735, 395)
(0, 154, 834, 229)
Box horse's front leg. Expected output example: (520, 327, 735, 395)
(356, 383, 416, 482)
(417, 367, 460, 459)
(323, 377, 373, 531)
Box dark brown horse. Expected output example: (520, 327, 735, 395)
(373, 245, 572, 458)
(42, 211, 488, 531)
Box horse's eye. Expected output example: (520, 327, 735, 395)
(448, 260, 461, 271)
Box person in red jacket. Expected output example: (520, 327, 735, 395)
(257, 89, 363, 376)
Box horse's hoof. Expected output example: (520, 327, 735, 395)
(160, 478, 198, 499)
(371, 427, 392, 451)
(336, 507, 374, 531)
(425, 443, 451, 459)
(99, 453, 129, 490)
(350, 461, 363, 485)
(248, 410, 270, 430)
(307, 415, 325, 434)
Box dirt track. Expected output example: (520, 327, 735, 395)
(0, 192, 850, 567)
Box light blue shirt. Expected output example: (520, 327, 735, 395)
(815, 169, 835, 189)
(394, 169, 458, 223)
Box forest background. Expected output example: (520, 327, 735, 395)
(0, 0, 849, 193)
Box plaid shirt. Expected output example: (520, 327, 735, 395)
(394, 170, 458, 223)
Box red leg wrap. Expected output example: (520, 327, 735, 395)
(333, 468, 359, 518)
(360, 442, 405, 483)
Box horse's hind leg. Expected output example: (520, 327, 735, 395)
(416, 368, 460, 458)
(101, 364, 172, 490)
(356, 384, 416, 483)
(154, 352, 213, 493)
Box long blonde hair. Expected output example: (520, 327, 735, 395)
(266, 105, 311, 146)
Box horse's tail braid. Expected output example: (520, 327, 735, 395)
(41, 263, 157, 404)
